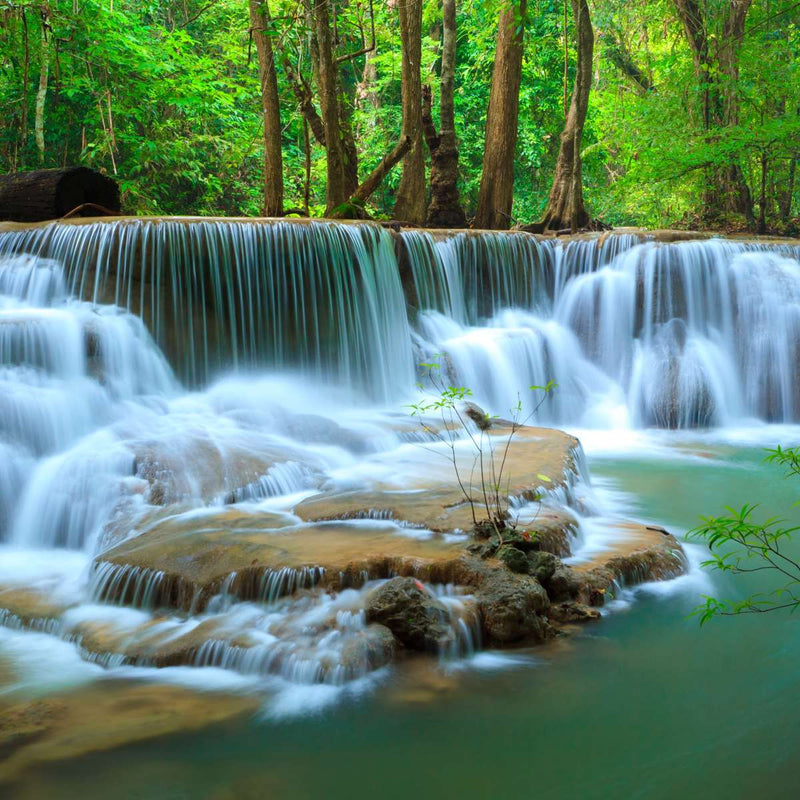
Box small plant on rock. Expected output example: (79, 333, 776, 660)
(407, 356, 557, 549)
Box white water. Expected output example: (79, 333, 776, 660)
(0, 220, 798, 713)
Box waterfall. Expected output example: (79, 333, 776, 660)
(1, 220, 799, 429)
(0, 219, 414, 397)
(1, 217, 799, 703)
(1, 219, 800, 553)
(403, 231, 800, 427)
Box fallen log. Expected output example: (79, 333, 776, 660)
(0, 167, 121, 222)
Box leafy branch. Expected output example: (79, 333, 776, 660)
(689, 445, 800, 624)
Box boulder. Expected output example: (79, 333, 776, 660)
(476, 572, 550, 644)
(496, 545, 529, 574)
(339, 625, 397, 677)
(542, 565, 584, 602)
(365, 577, 453, 652)
(548, 601, 602, 623)
(527, 551, 560, 584)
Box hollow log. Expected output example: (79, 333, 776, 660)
(0, 167, 120, 222)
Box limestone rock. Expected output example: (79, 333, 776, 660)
(542, 565, 584, 602)
(496, 545, 529, 573)
(477, 572, 550, 644)
(365, 577, 453, 652)
(527, 551, 560, 584)
(548, 601, 602, 623)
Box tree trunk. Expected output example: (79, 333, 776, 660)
(339, 85, 360, 199)
(35, 8, 50, 163)
(540, 0, 593, 232)
(358, 50, 380, 110)
(778, 155, 797, 223)
(393, 0, 427, 223)
(602, 29, 652, 94)
(0, 167, 120, 222)
(424, 0, 466, 228)
(313, 0, 349, 213)
(249, 0, 283, 216)
(474, 1, 527, 230)
(19, 10, 30, 165)
(758, 150, 768, 234)
(673, 0, 754, 226)
(283, 57, 326, 146)
(716, 0, 754, 225)
(329, 137, 412, 219)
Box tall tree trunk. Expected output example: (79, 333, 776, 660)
(35, 7, 50, 163)
(716, 0, 754, 224)
(673, 0, 754, 226)
(757, 150, 768, 234)
(313, 0, 349, 213)
(540, 0, 593, 232)
(358, 50, 380, 110)
(778, 154, 797, 224)
(249, 0, 283, 216)
(474, 0, 527, 230)
(339, 84, 360, 199)
(19, 9, 30, 166)
(424, 0, 466, 227)
(393, 0, 426, 223)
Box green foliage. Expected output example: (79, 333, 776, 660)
(689, 445, 800, 623)
(0, 0, 797, 225)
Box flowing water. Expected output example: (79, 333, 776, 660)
(0, 219, 799, 796)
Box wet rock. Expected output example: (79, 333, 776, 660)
(548, 601, 601, 623)
(527, 551, 560, 584)
(0, 684, 258, 783)
(0, 699, 64, 755)
(463, 401, 492, 431)
(365, 577, 453, 652)
(542, 565, 584, 602)
(496, 545, 529, 574)
(477, 572, 550, 644)
(498, 527, 541, 553)
(339, 624, 396, 675)
(466, 541, 495, 559)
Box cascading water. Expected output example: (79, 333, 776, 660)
(0, 217, 799, 712)
(0, 220, 414, 396)
(404, 230, 800, 427)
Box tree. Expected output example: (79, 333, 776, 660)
(393, 0, 427, 223)
(539, 0, 593, 232)
(249, 0, 283, 216)
(0, 0, 796, 227)
(673, 0, 755, 226)
(34, 4, 50, 163)
(311, 0, 352, 213)
(422, 0, 467, 228)
(474, 0, 527, 230)
(691, 446, 800, 622)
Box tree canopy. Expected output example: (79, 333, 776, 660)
(1, 0, 798, 231)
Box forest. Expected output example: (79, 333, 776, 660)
(1, 1, 799, 231)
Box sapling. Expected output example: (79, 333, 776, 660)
(407, 356, 557, 544)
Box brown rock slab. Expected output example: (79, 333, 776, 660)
(94, 508, 466, 610)
(0, 682, 257, 784)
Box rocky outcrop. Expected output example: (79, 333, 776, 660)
(476, 570, 551, 644)
(0, 684, 257, 784)
(366, 578, 453, 652)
